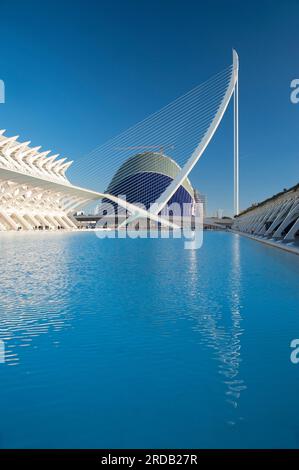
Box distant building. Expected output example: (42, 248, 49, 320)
(217, 209, 224, 219)
(194, 190, 207, 217)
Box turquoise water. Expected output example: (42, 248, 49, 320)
(0, 231, 299, 448)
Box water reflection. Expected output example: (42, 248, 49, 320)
(186, 233, 246, 418)
(0, 233, 74, 366)
(224, 234, 246, 417)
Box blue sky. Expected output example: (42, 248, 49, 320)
(0, 0, 298, 215)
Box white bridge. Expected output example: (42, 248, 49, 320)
(0, 51, 239, 231)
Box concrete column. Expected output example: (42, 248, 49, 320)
(53, 216, 69, 229)
(62, 215, 77, 229)
(45, 215, 60, 228)
(66, 213, 79, 228)
(34, 214, 52, 229)
(43, 215, 58, 229)
(25, 214, 40, 228)
(265, 200, 296, 236)
(259, 203, 284, 235)
(273, 202, 299, 238)
(284, 216, 299, 241)
(11, 213, 32, 230)
(0, 211, 18, 230)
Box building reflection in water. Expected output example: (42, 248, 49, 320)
(186, 233, 246, 422)
(0, 233, 74, 366)
(0, 230, 247, 425)
(224, 234, 246, 419)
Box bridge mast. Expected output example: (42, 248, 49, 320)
(233, 56, 239, 216)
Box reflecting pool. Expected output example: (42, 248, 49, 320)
(0, 231, 299, 448)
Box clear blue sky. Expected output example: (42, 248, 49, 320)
(0, 0, 298, 215)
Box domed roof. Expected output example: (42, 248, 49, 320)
(107, 152, 194, 198)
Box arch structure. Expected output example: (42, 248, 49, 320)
(0, 51, 239, 231)
(117, 50, 239, 228)
(232, 184, 299, 242)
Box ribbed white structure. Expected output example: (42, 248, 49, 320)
(232, 185, 299, 242)
(0, 131, 97, 231)
(0, 130, 72, 183)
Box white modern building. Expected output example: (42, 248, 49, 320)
(0, 130, 101, 230)
(232, 184, 299, 242)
